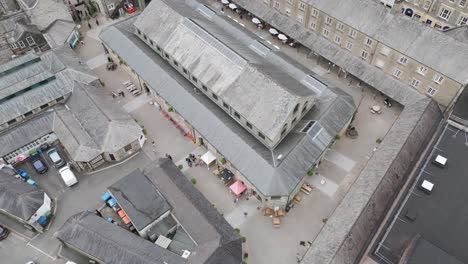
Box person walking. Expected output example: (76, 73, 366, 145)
(88, 22, 92, 29)
(95, 18, 100, 26)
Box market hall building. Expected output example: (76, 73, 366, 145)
(99, 0, 356, 208)
(0, 46, 144, 171)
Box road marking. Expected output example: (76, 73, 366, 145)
(27, 243, 57, 260)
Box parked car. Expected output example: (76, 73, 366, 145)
(0, 225, 9, 241)
(30, 157, 48, 174)
(58, 166, 78, 187)
(46, 148, 65, 168)
(124, 2, 136, 13)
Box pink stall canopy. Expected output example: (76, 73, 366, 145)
(229, 180, 247, 196)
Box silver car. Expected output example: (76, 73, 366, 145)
(46, 148, 65, 168)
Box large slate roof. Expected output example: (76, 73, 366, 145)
(43, 19, 76, 49)
(55, 211, 185, 264)
(55, 159, 242, 264)
(297, 0, 468, 85)
(134, 0, 318, 141)
(0, 47, 142, 163)
(108, 170, 172, 231)
(100, 16, 355, 196)
(0, 166, 45, 221)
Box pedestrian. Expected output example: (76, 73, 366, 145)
(152, 141, 156, 147)
(88, 22, 92, 29)
(80, 40, 85, 46)
(221, 7, 224, 12)
(96, 18, 100, 26)
(244, 212, 248, 217)
(95, 209, 102, 217)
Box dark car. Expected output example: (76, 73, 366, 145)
(30, 157, 48, 174)
(0, 225, 9, 241)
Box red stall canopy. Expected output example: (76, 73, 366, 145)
(229, 180, 246, 196)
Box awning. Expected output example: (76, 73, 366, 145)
(219, 168, 234, 183)
(230, 180, 247, 196)
(252, 17, 261, 24)
(269, 28, 279, 35)
(201, 151, 216, 166)
(221, 0, 229, 4)
(278, 34, 288, 41)
(228, 3, 237, 9)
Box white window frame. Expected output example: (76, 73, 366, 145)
(393, 68, 402, 78)
(361, 50, 369, 59)
(349, 29, 357, 39)
(311, 8, 319, 18)
(345, 41, 353, 51)
(107, 3, 115, 10)
(309, 21, 317, 30)
(298, 1, 306, 10)
(325, 16, 333, 25)
(417, 66, 428, 76)
(322, 28, 329, 37)
(427, 87, 437, 96)
(296, 14, 304, 23)
(364, 37, 373, 47)
(26, 36, 35, 46)
(18, 41, 25, 48)
(411, 79, 421, 88)
(457, 14, 468, 25)
(439, 6, 453, 20)
(336, 22, 344, 32)
(398, 56, 408, 65)
(9, 42, 17, 49)
(460, 0, 467, 7)
(423, 0, 432, 9)
(334, 34, 341, 44)
(433, 74, 444, 84)
(285, 7, 291, 16)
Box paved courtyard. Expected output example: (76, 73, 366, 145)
(68, 13, 404, 264)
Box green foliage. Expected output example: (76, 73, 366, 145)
(191, 178, 197, 184)
(322, 218, 328, 224)
(220, 157, 227, 164)
(178, 164, 183, 170)
(142, 128, 147, 136)
(376, 138, 382, 144)
(307, 168, 314, 176)
(241, 236, 247, 243)
(335, 135, 341, 141)
(83, 15, 90, 21)
(168, 106, 174, 112)
(234, 228, 240, 233)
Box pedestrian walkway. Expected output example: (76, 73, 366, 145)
(224, 199, 259, 228)
(86, 53, 108, 69)
(309, 174, 339, 197)
(323, 149, 356, 173)
(122, 94, 151, 113)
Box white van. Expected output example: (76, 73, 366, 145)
(58, 166, 78, 187)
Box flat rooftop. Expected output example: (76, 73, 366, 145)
(374, 123, 468, 264)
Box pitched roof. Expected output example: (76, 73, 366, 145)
(100, 16, 355, 196)
(145, 159, 242, 264)
(108, 170, 172, 231)
(134, 0, 317, 141)
(0, 166, 45, 220)
(55, 211, 186, 264)
(300, 0, 468, 85)
(55, 159, 242, 264)
(43, 19, 76, 49)
(0, 47, 142, 163)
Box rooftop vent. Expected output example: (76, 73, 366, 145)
(433, 155, 447, 167)
(155, 236, 172, 249)
(182, 250, 191, 259)
(419, 180, 434, 194)
(301, 75, 327, 95)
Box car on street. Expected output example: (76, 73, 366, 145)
(124, 2, 136, 13)
(46, 148, 65, 168)
(0, 224, 9, 241)
(59, 166, 78, 187)
(30, 157, 48, 174)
